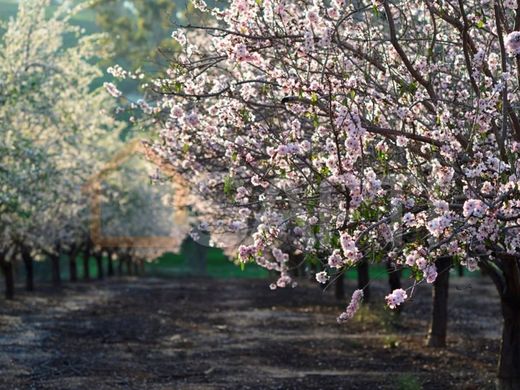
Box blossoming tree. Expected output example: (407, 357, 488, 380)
(111, 0, 520, 386)
(0, 0, 124, 295)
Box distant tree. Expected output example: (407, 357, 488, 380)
(0, 0, 123, 295)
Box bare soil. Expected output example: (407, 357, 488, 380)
(0, 275, 501, 389)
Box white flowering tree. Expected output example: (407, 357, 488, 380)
(0, 0, 124, 294)
(112, 0, 520, 386)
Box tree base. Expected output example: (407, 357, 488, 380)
(496, 377, 520, 390)
(426, 334, 446, 348)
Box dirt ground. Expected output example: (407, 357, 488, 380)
(0, 275, 502, 389)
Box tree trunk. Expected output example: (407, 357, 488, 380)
(2, 261, 15, 300)
(194, 242, 207, 275)
(69, 255, 78, 282)
(357, 259, 370, 302)
(22, 250, 34, 292)
(288, 252, 303, 278)
(107, 255, 114, 277)
(480, 254, 520, 389)
(386, 259, 402, 314)
(51, 255, 61, 287)
(83, 255, 90, 280)
(95, 254, 104, 280)
(138, 260, 145, 276)
(118, 257, 123, 276)
(497, 301, 520, 390)
(335, 272, 345, 300)
(387, 259, 401, 292)
(426, 256, 451, 348)
(132, 261, 139, 276)
(126, 259, 133, 275)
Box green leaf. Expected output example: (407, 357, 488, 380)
(304, 253, 319, 265)
(223, 175, 235, 196)
(311, 92, 318, 106)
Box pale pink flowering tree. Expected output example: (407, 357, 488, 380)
(0, 0, 125, 293)
(116, 0, 520, 386)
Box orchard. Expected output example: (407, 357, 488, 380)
(1, 0, 520, 389)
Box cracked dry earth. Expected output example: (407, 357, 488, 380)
(0, 275, 502, 389)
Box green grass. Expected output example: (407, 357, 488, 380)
(17, 250, 480, 285)
(396, 374, 423, 390)
(146, 246, 270, 279)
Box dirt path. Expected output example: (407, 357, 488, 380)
(0, 276, 501, 389)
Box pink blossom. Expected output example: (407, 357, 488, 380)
(184, 112, 200, 127)
(170, 105, 184, 118)
(308, 216, 319, 225)
(426, 215, 452, 238)
(238, 245, 256, 262)
(306, 7, 320, 25)
(337, 289, 364, 323)
(463, 199, 488, 219)
(385, 288, 408, 309)
(328, 249, 344, 269)
(505, 32, 520, 55)
(402, 212, 415, 225)
(424, 264, 438, 284)
(396, 136, 409, 147)
(103, 82, 122, 98)
(339, 232, 361, 263)
(315, 271, 329, 284)
(276, 273, 292, 288)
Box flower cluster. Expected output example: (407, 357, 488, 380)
(463, 199, 488, 219)
(337, 289, 364, 323)
(385, 289, 408, 310)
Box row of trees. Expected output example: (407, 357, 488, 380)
(109, 0, 520, 387)
(0, 1, 187, 298)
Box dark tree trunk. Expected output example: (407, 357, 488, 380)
(426, 256, 451, 347)
(107, 254, 114, 277)
(497, 301, 520, 390)
(117, 257, 123, 276)
(132, 261, 139, 276)
(386, 259, 402, 314)
(126, 259, 133, 275)
(95, 254, 104, 280)
(387, 259, 401, 292)
(191, 240, 207, 275)
(83, 255, 90, 280)
(51, 255, 61, 287)
(357, 259, 370, 302)
(335, 272, 345, 300)
(310, 263, 318, 282)
(288, 252, 303, 278)
(457, 264, 464, 277)
(138, 260, 145, 276)
(2, 261, 15, 300)
(69, 254, 78, 282)
(22, 250, 34, 292)
(480, 255, 520, 389)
